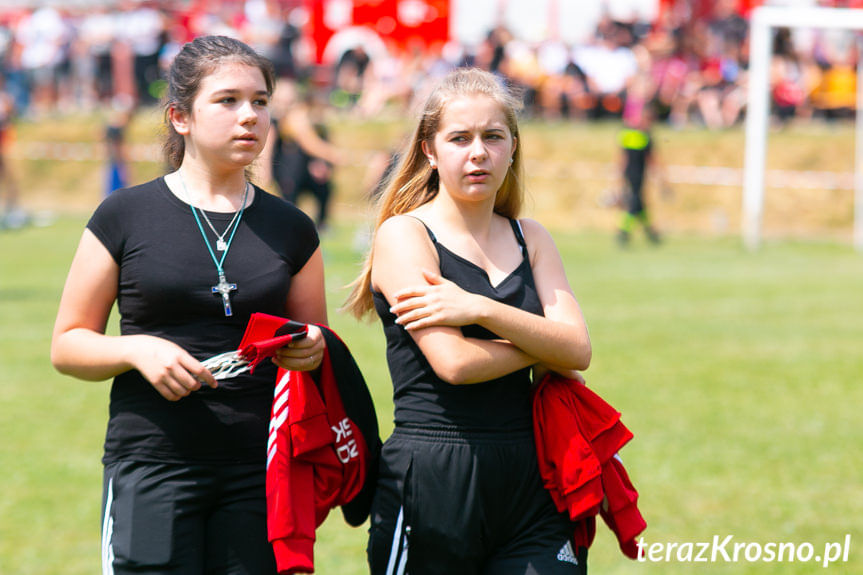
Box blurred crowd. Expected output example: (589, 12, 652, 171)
(1, 0, 861, 127)
(0, 0, 297, 116)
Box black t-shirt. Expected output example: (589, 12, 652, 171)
(87, 176, 319, 464)
(372, 219, 542, 432)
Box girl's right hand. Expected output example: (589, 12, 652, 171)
(128, 335, 217, 401)
(390, 269, 484, 331)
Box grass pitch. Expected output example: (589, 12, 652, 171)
(2, 215, 861, 574)
(1, 114, 861, 573)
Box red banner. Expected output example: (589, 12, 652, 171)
(306, 0, 449, 63)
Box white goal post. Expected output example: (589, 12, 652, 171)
(743, 5, 863, 251)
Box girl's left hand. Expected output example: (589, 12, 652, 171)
(390, 269, 483, 331)
(532, 364, 586, 386)
(273, 324, 326, 371)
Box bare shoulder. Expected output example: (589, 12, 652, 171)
(374, 213, 431, 248)
(516, 217, 557, 252)
(517, 218, 573, 290)
(372, 214, 439, 293)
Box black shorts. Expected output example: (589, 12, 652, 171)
(101, 460, 276, 575)
(367, 426, 588, 575)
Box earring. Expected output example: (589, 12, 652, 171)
(429, 159, 437, 169)
(509, 157, 514, 165)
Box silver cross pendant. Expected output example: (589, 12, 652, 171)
(212, 273, 237, 316)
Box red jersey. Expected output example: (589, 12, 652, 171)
(532, 373, 647, 558)
(231, 314, 379, 574)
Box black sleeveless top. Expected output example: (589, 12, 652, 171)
(372, 218, 543, 431)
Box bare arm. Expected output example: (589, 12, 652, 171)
(372, 216, 535, 385)
(285, 107, 342, 165)
(50, 230, 216, 400)
(478, 219, 590, 370)
(273, 246, 329, 371)
(390, 219, 591, 372)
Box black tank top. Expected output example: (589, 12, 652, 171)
(372, 218, 543, 431)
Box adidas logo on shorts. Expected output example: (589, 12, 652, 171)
(557, 540, 579, 565)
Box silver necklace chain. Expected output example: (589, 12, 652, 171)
(176, 170, 250, 317)
(177, 172, 249, 251)
(200, 198, 244, 251)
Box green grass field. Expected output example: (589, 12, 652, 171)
(1, 115, 862, 573)
(2, 217, 861, 574)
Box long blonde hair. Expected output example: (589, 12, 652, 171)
(344, 68, 525, 319)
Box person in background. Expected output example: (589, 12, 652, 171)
(616, 94, 668, 246)
(263, 78, 342, 230)
(51, 35, 326, 574)
(332, 45, 370, 109)
(0, 77, 23, 229)
(103, 96, 133, 196)
(346, 68, 592, 574)
(769, 27, 810, 126)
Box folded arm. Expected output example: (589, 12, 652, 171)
(387, 218, 591, 375)
(372, 216, 535, 385)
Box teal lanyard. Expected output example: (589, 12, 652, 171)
(189, 183, 248, 276)
(177, 172, 250, 317)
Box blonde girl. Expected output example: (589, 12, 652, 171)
(347, 68, 591, 575)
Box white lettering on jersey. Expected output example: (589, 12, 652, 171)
(333, 418, 359, 463)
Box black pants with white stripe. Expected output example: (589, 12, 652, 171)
(367, 426, 588, 575)
(101, 460, 276, 575)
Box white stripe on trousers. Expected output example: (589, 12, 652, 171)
(386, 506, 409, 575)
(101, 477, 115, 575)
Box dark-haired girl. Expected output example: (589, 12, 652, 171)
(51, 35, 327, 574)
